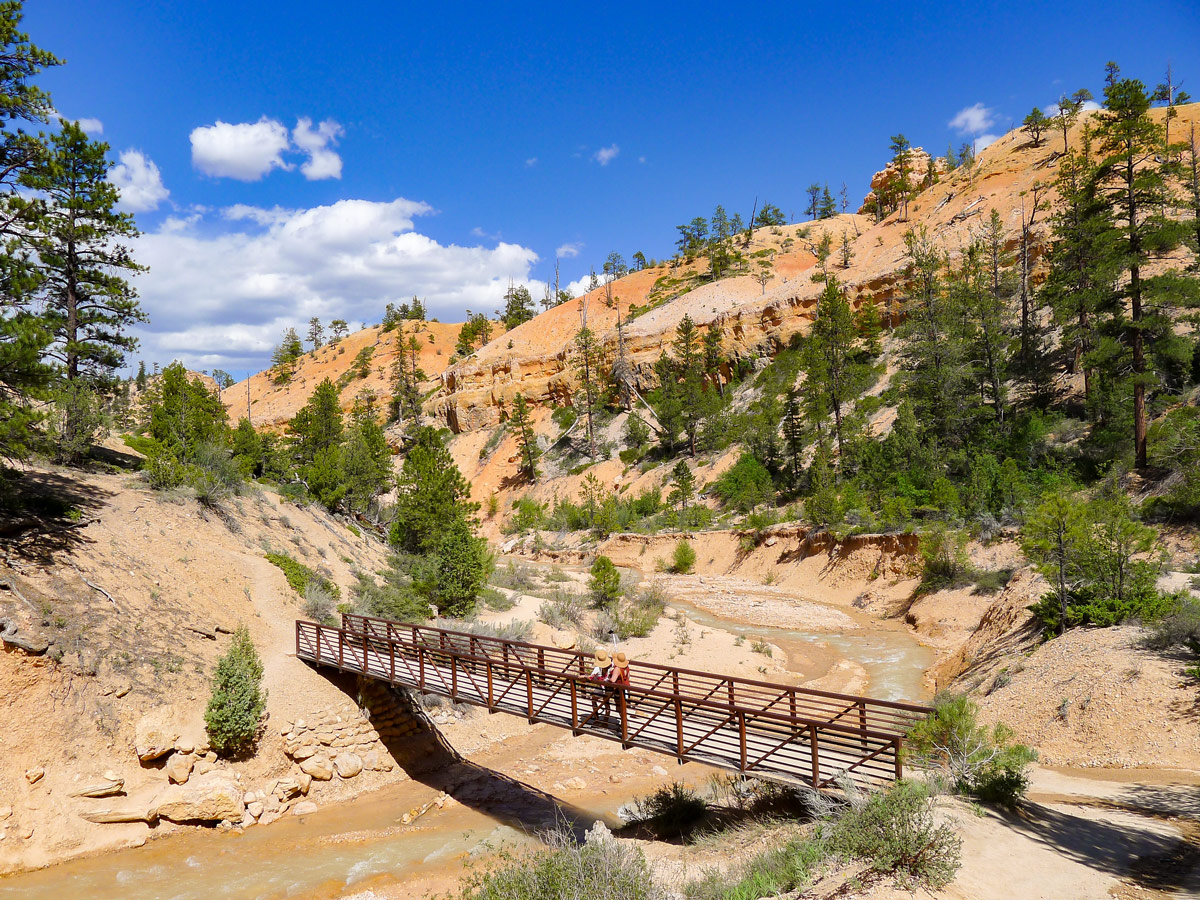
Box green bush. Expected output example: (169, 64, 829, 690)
(673, 539, 697, 574)
(538, 590, 587, 629)
(265, 552, 341, 601)
(712, 454, 774, 512)
(302, 584, 338, 625)
(907, 694, 1037, 806)
(830, 780, 961, 889)
(507, 496, 547, 532)
(686, 835, 828, 900)
(204, 626, 267, 756)
(457, 825, 663, 900)
(628, 781, 709, 838)
(351, 561, 431, 622)
(919, 527, 971, 590)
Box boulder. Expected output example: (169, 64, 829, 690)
(24, 767, 44, 785)
(333, 752, 362, 779)
(299, 755, 334, 781)
(292, 801, 318, 816)
(154, 772, 245, 823)
(247, 800, 264, 819)
(134, 706, 180, 762)
(165, 753, 194, 785)
(296, 773, 312, 795)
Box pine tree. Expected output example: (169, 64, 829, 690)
(668, 460, 696, 520)
(0, 3, 59, 462)
(390, 426, 478, 556)
(1052, 88, 1094, 155)
(510, 392, 540, 480)
(1151, 63, 1190, 156)
(818, 183, 837, 219)
(1042, 125, 1118, 418)
(271, 327, 304, 384)
(1022, 108, 1050, 147)
(329, 319, 349, 343)
(23, 121, 145, 456)
(805, 183, 821, 221)
(288, 378, 343, 469)
(204, 625, 266, 756)
(135, 360, 147, 391)
(307, 317, 324, 350)
(888, 135, 913, 220)
(839, 231, 854, 269)
(651, 352, 684, 454)
(802, 276, 868, 458)
(342, 390, 391, 514)
(499, 283, 535, 329)
(782, 386, 805, 491)
(1093, 65, 1200, 467)
(149, 361, 229, 460)
(897, 227, 971, 446)
(573, 324, 602, 458)
(672, 314, 713, 456)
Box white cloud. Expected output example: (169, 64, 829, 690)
(556, 242, 582, 259)
(129, 198, 539, 371)
(190, 117, 291, 181)
(949, 103, 996, 135)
(1043, 99, 1102, 118)
(593, 143, 619, 166)
(77, 117, 103, 135)
(975, 133, 1001, 152)
(525, 157, 538, 167)
(292, 117, 343, 180)
(109, 149, 169, 212)
(564, 274, 595, 297)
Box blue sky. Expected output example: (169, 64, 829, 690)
(29, 0, 1200, 374)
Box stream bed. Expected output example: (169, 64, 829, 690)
(0, 562, 935, 898)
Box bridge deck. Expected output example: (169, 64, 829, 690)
(295, 614, 930, 789)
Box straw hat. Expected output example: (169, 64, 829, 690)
(612, 651, 629, 670)
(593, 648, 610, 665)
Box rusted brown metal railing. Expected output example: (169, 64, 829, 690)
(294, 614, 930, 789)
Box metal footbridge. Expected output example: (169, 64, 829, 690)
(295, 614, 930, 789)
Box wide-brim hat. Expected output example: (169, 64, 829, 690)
(594, 648, 610, 665)
(612, 651, 629, 669)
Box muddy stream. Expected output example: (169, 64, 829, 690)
(0, 561, 934, 899)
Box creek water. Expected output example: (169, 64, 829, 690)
(0, 779, 623, 900)
(665, 595, 934, 703)
(0, 562, 934, 898)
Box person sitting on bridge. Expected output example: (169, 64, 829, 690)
(605, 651, 631, 728)
(588, 648, 613, 724)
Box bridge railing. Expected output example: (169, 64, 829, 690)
(295, 614, 930, 788)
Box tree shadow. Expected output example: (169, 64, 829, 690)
(0, 467, 113, 565)
(993, 797, 1198, 893)
(314, 667, 599, 842)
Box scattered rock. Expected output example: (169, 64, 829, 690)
(0, 806, 11, 821)
(288, 743, 317, 761)
(292, 801, 318, 816)
(70, 777, 125, 798)
(114, 683, 131, 698)
(563, 776, 587, 790)
(258, 810, 281, 827)
(247, 800, 264, 819)
(333, 752, 362, 778)
(24, 766, 45, 785)
(299, 755, 334, 781)
(296, 773, 312, 795)
(651, 765, 668, 777)
(194, 759, 215, 776)
(18, 823, 34, 840)
(154, 772, 245, 823)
